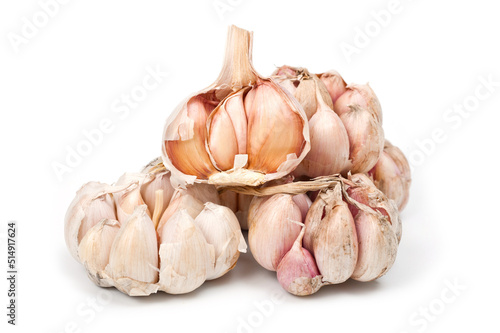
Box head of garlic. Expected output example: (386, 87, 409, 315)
(162, 26, 310, 187)
(368, 140, 411, 211)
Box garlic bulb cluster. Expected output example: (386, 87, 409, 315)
(243, 176, 399, 296)
(65, 26, 412, 298)
(65, 158, 246, 296)
(162, 26, 310, 188)
(273, 66, 385, 176)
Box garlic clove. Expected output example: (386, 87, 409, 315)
(248, 194, 302, 271)
(347, 173, 402, 243)
(158, 209, 215, 294)
(140, 162, 174, 219)
(334, 83, 382, 122)
(304, 185, 358, 284)
(194, 202, 247, 279)
(65, 181, 135, 262)
(244, 81, 307, 174)
(78, 194, 116, 244)
(78, 219, 120, 287)
(207, 88, 248, 170)
(105, 205, 159, 296)
(157, 192, 204, 237)
(292, 194, 312, 222)
(277, 225, 323, 296)
(164, 95, 220, 179)
(340, 105, 384, 174)
(294, 84, 350, 178)
(220, 190, 253, 230)
(350, 209, 398, 282)
(369, 140, 411, 211)
(317, 70, 347, 104)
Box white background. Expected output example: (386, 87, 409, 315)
(1, 0, 499, 332)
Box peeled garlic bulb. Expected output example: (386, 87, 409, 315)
(340, 105, 384, 174)
(194, 203, 247, 279)
(369, 140, 411, 210)
(303, 185, 358, 284)
(248, 194, 302, 271)
(158, 210, 215, 294)
(334, 83, 382, 122)
(277, 225, 323, 296)
(163, 26, 310, 187)
(105, 205, 159, 296)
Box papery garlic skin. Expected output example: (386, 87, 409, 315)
(292, 194, 312, 222)
(78, 194, 116, 244)
(350, 209, 398, 282)
(340, 105, 384, 174)
(347, 173, 402, 243)
(220, 191, 253, 230)
(304, 185, 358, 284)
(158, 210, 215, 294)
(78, 219, 120, 287)
(318, 70, 347, 104)
(369, 141, 411, 211)
(248, 194, 302, 271)
(334, 83, 383, 122)
(277, 226, 323, 296)
(105, 205, 159, 296)
(194, 203, 247, 279)
(65, 181, 133, 261)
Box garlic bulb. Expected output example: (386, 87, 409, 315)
(194, 203, 247, 279)
(158, 209, 215, 294)
(347, 173, 402, 242)
(303, 184, 358, 284)
(369, 140, 411, 211)
(340, 105, 384, 174)
(349, 208, 397, 282)
(78, 219, 120, 287)
(220, 190, 253, 230)
(317, 70, 347, 104)
(277, 225, 323, 296)
(105, 205, 159, 296)
(334, 83, 382, 122)
(156, 192, 204, 236)
(248, 194, 302, 271)
(162, 26, 310, 187)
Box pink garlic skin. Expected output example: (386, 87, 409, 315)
(277, 228, 323, 296)
(292, 194, 312, 221)
(333, 83, 383, 122)
(318, 70, 347, 104)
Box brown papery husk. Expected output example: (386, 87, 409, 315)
(162, 26, 310, 188)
